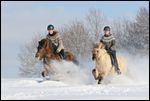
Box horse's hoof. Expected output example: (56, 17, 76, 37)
(116, 69, 121, 75)
(42, 72, 45, 77)
(98, 81, 101, 84)
(45, 76, 50, 80)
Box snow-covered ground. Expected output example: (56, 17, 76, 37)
(1, 78, 149, 100)
(1, 54, 149, 100)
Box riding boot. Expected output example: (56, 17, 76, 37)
(109, 54, 115, 66)
(109, 50, 121, 75)
(59, 49, 65, 59)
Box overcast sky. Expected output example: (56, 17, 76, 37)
(1, 1, 148, 78)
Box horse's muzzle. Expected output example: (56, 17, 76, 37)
(35, 53, 38, 58)
(35, 53, 43, 60)
(35, 53, 40, 59)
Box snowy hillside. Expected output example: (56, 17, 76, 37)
(1, 78, 149, 100)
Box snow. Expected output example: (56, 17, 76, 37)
(1, 78, 149, 100)
(1, 55, 149, 100)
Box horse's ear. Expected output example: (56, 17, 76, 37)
(99, 42, 105, 49)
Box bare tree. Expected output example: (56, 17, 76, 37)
(18, 34, 44, 77)
(111, 18, 129, 50)
(135, 7, 149, 49)
(86, 8, 107, 42)
(111, 7, 149, 54)
(18, 7, 149, 77)
(60, 20, 92, 59)
(125, 7, 149, 54)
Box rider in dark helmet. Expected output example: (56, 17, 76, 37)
(46, 24, 65, 59)
(100, 26, 121, 75)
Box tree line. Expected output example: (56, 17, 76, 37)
(18, 7, 149, 77)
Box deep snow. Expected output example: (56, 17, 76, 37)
(1, 53, 149, 100)
(1, 78, 149, 100)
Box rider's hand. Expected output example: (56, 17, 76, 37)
(56, 49, 60, 53)
(54, 50, 58, 54)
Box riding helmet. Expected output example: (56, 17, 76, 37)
(47, 24, 54, 30)
(104, 26, 111, 31)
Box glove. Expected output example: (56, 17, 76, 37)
(105, 45, 110, 50)
(56, 49, 60, 53)
(106, 49, 113, 54)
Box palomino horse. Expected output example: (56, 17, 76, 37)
(35, 38, 78, 78)
(92, 42, 127, 84)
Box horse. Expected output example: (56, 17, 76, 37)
(92, 42, 127, 84)
(35, 38, 78, 78)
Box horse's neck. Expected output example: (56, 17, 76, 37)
(44, 40, 61, 61)
(45, 47, 61, 61)
(95, 50, 109, 66)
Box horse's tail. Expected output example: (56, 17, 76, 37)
(73, 57, 79, 65)
(65, 51, 79, 65)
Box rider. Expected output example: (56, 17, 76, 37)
(46, 24, 65, 59)
(100, 26, 121, 75)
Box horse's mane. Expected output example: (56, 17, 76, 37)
(39, 39, 45, 46)
(94, 42, 105, 49)
(39, 38, 53, 49)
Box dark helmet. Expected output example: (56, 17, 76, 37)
(47, 24, 54, 30)
(104, 26, 110, 31)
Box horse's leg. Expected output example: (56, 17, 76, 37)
(92, 69, 97, 80)
(98, 76, 103, 84)
(42, 64, 50, 80)
(92, 68, 99, 80)
(41, 71, 45, 77)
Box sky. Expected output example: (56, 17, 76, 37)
(1, 1, 149, 78)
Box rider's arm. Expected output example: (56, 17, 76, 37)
(56, 33, 64, 53)
(110, 39, 116, 51)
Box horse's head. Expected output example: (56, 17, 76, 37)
(35, 38, 52, 60)
(92, 42, 106, 60)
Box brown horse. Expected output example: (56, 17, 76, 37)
(35, 38, 78, 78)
